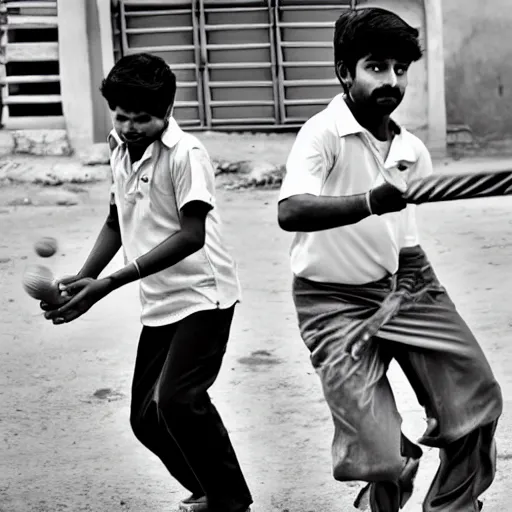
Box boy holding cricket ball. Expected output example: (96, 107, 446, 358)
(41, 53, 252, 512)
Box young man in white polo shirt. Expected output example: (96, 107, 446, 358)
(278, 8, 502, 512)
(42, 54, 252, 512)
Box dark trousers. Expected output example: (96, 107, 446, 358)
(130, 305, 252, 512)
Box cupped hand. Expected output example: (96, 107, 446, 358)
(40, 273, 84, 312)
(43, 277, 113, 325)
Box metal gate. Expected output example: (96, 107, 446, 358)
(113, 0, 356, 129)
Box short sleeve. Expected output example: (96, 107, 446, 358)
(278, 120, 330, 201)
(413, 140, 434, 180)
(173, 145, 216, 211)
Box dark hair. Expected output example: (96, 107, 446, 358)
(334, 8, 423, 84)
(100, 53, 177, 118)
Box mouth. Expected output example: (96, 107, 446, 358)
(122, 134, 145, 144)
(375, 96, 399, 105)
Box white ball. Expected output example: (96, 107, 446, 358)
(22, 264, 63, 304)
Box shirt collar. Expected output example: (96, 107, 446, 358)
(330, 94, 417, 168)
(330, 94, 402, 139)
(107, 128, 122, 152)
(107, 116, 184, 153)
(160, 116, 184, 149)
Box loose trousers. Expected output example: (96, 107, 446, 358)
(293, 246, 502, 511)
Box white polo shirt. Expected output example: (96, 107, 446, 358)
(279, 94, 433, 285)
(108, 118, 241, 326)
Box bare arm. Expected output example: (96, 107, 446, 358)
(105, 201, 210, 291)
(77, 133, 124, 279)
(278, 193, 371, 232)
(77, 204, 123, 279)
(66, 203, 122, 280)
(278, 180, 407, 233)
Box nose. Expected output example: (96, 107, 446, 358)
(384, 69, 398, 88)
(121, 119, 135, 135)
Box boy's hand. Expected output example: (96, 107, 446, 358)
(40, 273, 83, 312)
(369, 182, 407, 215)
(43, 277, 113, 325)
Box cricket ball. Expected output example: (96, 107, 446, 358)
(22, 264, 65, 305)
(34, 236, 58, 258)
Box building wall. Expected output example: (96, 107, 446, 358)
(86, 0, 446, 152)
(443, 0, 512, 140)
(86, 0, 110, 143)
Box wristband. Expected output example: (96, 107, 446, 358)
(364, 190, 373, 215)
(132, 259, 142, 279)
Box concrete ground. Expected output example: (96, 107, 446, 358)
(1, 141, 512, 512)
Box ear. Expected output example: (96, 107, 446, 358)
(165, 103, 174, 120)
(162, 104, 174, 131)
(335, 61, 353, 90)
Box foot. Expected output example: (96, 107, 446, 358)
(353, 456, 421, 511)
(178, 495, 250, 512)
(179, 494, 208, 512)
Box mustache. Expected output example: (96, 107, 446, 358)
(371, 87, 402, 100)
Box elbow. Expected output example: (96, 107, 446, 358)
(278, 215, 295, 232)
(278, 200, 299, 232)
(186, 229, 206, 254)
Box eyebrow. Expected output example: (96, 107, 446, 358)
(365, 54, 389, 61)
(365, 56, 409, 65)
(115, 112, 151, 120)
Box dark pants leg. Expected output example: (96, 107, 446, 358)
(130, 331, 203, 496)
(130, 306, 252, 512)
(379, 289, 502, 512)
(421, 420, 497, 512)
